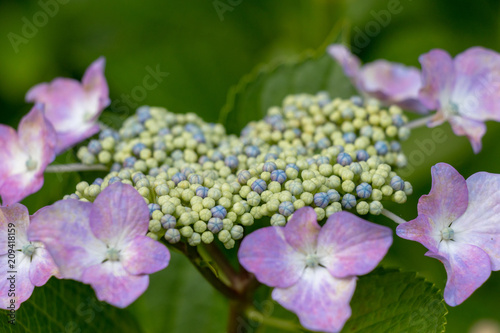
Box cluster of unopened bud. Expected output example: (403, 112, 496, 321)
(66, 93, 413, 248)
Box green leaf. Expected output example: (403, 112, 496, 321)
(0, 278, 142, 333)
(341, 268, 448, 333)
(219, 22, 357, 134)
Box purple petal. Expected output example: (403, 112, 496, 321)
(427, 241, 491, 306)
(359, 60, 428, 113)
(284, 207, 320, 255)
(453, 47, 500, 122)
(418, 163, 468, 231)
(82, 57, 110, 112)
(0, 204, 30, 254)
(0, 255, 34, 310)
(89, 182, 150, 249)
(0, 173, 44, 207)
(238, 226, 305, 288)
(121, 236, 170, 275)
(448, 116, 486, 153)
(0, 125, 23, 189)
(28, 200, 106, 280)
(453, 172, 500, 270)
(82, 261, 149, 308)
(272, 267, 356, 333)
(396, 215, 441, 253)
(317, 211, 392, 278)
(327, 44, 361, 79)
(29, 245, 60, 287)
(418, 49, 456, 110)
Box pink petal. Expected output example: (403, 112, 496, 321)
(453, 172, 500, 270)
(284, 206, 321, 255)
(89, 182, 150, 249)
(0, 172, 44, 206)
(359, 60, 428, 113)
(121, 236, 170, 275)
(82, 57, 110, 112)
(453, 47, 500, 122)
(81, 261, 149, 308)
(238, 226, 305, 288)
(427, 241, 491, 306)
(272, 267, 356, 333)
(0, 125, 24, 188)
(327, 44, 361, 79)
(317, 211, 392, 278)
(29, 246, 59, 286)
(0, 204, 30, 254)
(18, 105, 56, 170)
(418, 49, 456, 110)
(418, 163, 468, 232)
(448, 116, 486, 154)
(28, 199, 106, 280)
(0, 254, 34, 310)
(396, 215, 440, 253)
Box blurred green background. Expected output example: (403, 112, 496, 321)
(1, 0, 500, 332)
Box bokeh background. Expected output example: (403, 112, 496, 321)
(1, 0, 500, 332)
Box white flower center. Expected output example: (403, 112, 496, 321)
(305, 254, 320, 268)
(22, 243, 36, 257)
(26, 158, 38, 171)
(441, 227, 455, 241)
(106, 248, 121, 261)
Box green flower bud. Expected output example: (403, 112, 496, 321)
(303, 180, 316, 193)
(151, 210, 164, 221)
(218, 197, 232, 209)
(286, 168, 299, 180)
(199, 209, 212, 221)
(392, 190, 407, 203)
(193, 220, 207, 233)
(164, 229, 181, 243)
(218, 230, 231, 243)
(300, 192, 313, 205)
(224, 239, 235, 249)
(202, 197, 216, 209)
(404, 181, 413, 195)
(76, 181, 89, 193)
(162, 202, 176, 215)
(240, 213, 254, 226)
(250, 207, 263, 219)
(356, 201, 370, 215)
(146, 232, 159, 241)
(222, 219, 233, 231)
(201, 231, 214, 244)
(180, 226, 194, 238)
(293, 199, 305, 210)
(149, 219, 162, 233)
(88, 184, 101, 198)
(188, 233, 201, 246)
(270, 214, 286, 226)
(230, 225, 244, 240)
(381, 185, 394, 197)
(227, 211, 237, 222)
(369, 201, 383, 215)
(342, 180, 355, 193)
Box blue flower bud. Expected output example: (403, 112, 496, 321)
(237, 170, 251, 185)
(392, 114, 405, 127)
(132, 143, 146, 157)
(108, 176, 121, 185)
(87, 140, 102, 154)
(188, 174, 204, 184)
(316, 156, 330, 165)
(211, 151, 224, 162)
(270, 170, 287, 184)
(181, 167, 195, 176)
(317, 138, 331, 150)
(196, 186, 209, 198)
(153, 140, 166, 151)
(264, 153, 278, 161)
(225, 156, 239, 170)
(123, 156, 137, 168)
(360, 125, 373, 137)
(132, 172, 145, 184)
(207, 217, 224, 233)
(327, 189, 340, 202)
(356, 183, 372, 199)
(390, 141, 401, 152)
(278, 201, 294, 217)
(172, 172, 187, 185)
(286, 164, 299, 172)
(350, 95, 363, 106)
(148, 203, 161, 217)
(193, 133, 206, 143)
(136, 106, 152, 123)
(341, 193, 356, 209)
(164, 228, 181, 243)
(263, 162, 277, 172)
(251, 179, 267, 194)
(245, 145, 260, 158)
(390, 176, 405, 191)
(211, 205, 227, 219)
(93, 178, 104, 186)
(374, 141, 389, 155)
(337, 152, 352, 166)
(149, 168, 160, 177)
(313, 193, 329, 208)
(343, 132, 356, 144)
(157, 127, 171, 136)
(110, 163, 121, 172)
(99, 129, 120, 141)
(198, 156, 210, 164)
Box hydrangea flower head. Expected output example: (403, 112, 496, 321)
(28, 182, 170, 308)
(238, 207, 393, 332)
(418, 47, 500, 153)
(328, 44, 428, 113)
(0, 105, 56, 205)
(396, 163, 500, 306)
(0, 204, 59, 309)
(25, 57, 110, 154)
